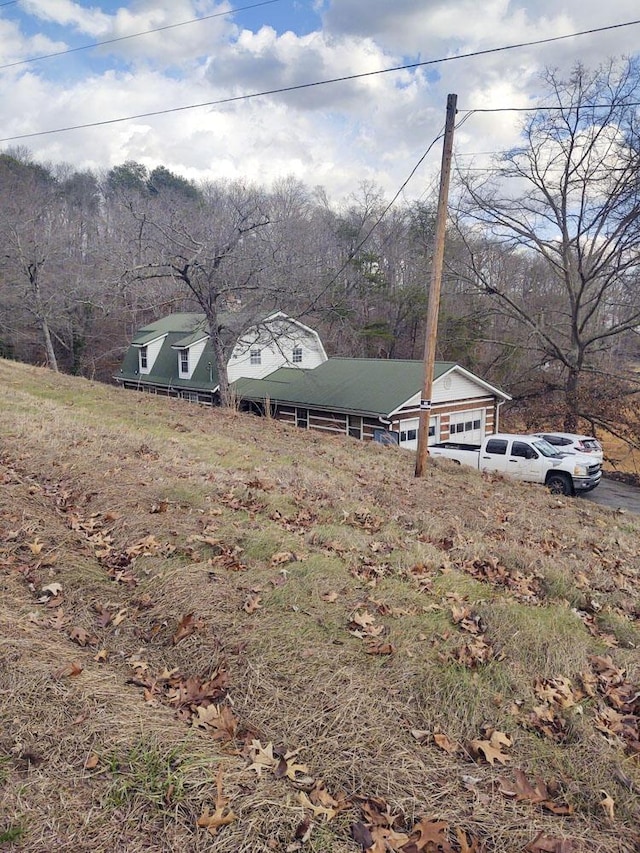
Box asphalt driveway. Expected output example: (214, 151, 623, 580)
(578, 476, 640, 515)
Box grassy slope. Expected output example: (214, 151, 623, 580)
(0, 359, 638, 853)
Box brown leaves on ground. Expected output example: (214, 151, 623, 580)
(192, 704, 238, 742)
(127, 660, 229, 724)
(524, 832, 578, 853)
(196, 766, 236, 836)
(498, 769, 572, 815)
(52, 660, 83, 679)
(515, 657, 640, 756)
(454, 556, 542, 603)
(351, 803, 487, 853)
(172, 612, 205, 645)
(469, 729, 512, 766)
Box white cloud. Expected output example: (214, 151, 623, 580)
(1, 1, 639, 203)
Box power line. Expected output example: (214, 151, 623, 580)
(460, 100, 640, 113)
(305, 129, 446, 314)
(2, 17, 640, 145)
(0, 0, 283, 70)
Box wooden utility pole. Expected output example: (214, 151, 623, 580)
(415, 93, 457, 478)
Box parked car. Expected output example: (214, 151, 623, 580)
(533, 432, 603, 463)
(430, 434, 601, 496)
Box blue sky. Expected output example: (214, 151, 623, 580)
(1, 1, 639, 201)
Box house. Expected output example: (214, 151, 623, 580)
(115, 311, 328, 402)
(116, 312, 511, 449)
(234, 358, 511, 450)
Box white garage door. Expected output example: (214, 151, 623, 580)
(399, 416, 438, 450)
(448, 409, 484, 443)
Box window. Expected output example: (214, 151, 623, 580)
(139, 346, 148, 370)
(250, 348, 262, 365)
(292, 347, 303, 364)
(512, 441, 536, 459)
(485, 439, 507, 455)
(179, 349, 189, 374)
(296, 408, 308, 429)
(400, 428, 417, 442)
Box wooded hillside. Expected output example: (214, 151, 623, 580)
(2, 60, 640, 441)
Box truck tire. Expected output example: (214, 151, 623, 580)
(546, 473, 573, 496)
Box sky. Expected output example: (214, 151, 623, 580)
(1, 0, 640, 202)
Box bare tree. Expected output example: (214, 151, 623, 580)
(454, 59, 640, 431)
(129, 180, 277, 406)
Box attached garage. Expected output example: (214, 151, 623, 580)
(448, 409, 484, 443)
(234, 358, 511, 448)
(399, 416, 439, 450)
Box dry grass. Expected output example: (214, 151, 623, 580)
(1, 359, 640, 853)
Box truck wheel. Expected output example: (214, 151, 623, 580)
(546, 474, 572, 496)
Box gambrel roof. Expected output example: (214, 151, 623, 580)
(116, 311, 326, 391)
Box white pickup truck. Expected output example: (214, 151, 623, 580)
(429, 433, 601, 496)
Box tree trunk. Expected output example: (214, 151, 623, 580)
(40, 316, 59, 372)
(564, 368, 579, 432)
(203, 306, 232, 407)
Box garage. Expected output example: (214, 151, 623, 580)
(448, 409, 484, 443)
(399, 416, 438, 450)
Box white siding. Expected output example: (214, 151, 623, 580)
(433, 370, 489, 403)
(139, 336, 166, 374)
(179, 338, 208, 380)
(227, 321, 327, 382)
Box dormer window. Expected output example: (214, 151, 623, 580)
(292, 347, 303, 364)
(139, 346, 148, 371)
(179, 349, 189, 375)
(250, 349, 262, 365)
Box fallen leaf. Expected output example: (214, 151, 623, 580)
(469, 737, 511, 766)
(364, 641, 395, 655)
(41, 582, 63, 597)
(192, 704, 238, 742)
(351, 821, 373, 849)
(407, 817, 453, 852)
(52, 660, 83, 679)
(112, 608, 127, 626)
(321, 591, 339, 603)
(172, 612, 203, 644)
(599, 790, 615, 819)
(247, 740, 279, 776)
(29, 538, 45, 555)
(271, 551, 295, 566)
(524, 832, 578, 852)
(433, 732, 460, 755)
(196, 767, 236, 836)
(69, 626, 96, 647)
(243, 594, 262, 614)
(411, 729, 430, 742)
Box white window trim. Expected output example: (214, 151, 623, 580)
(179, 348, 189, 376)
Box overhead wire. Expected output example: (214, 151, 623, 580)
(1, 17, 640, 143)
(0, 0, 283, 70)
(304, 128, 447, 313)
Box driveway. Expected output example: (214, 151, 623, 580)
(578, 476, 640, 515)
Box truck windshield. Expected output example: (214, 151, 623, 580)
(532, 439, 562, 458)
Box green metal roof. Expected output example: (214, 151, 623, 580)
(234, 358, 456, 417)
(117, 329, 220, 390)
(131, 314, 207, 341)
